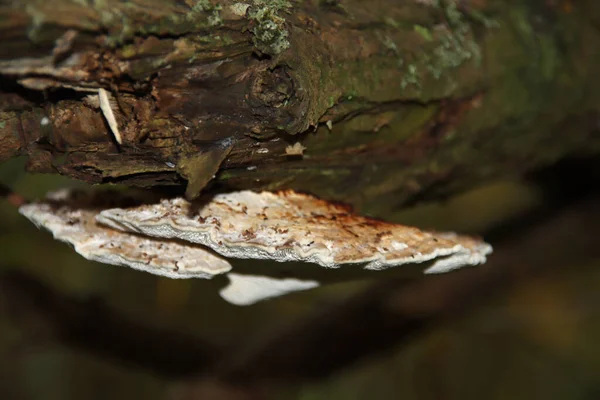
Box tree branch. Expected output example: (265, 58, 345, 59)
(1, 1, 599, 211)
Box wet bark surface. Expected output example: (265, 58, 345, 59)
(1, 0, 600, 216)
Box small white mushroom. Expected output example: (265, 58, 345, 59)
(19, 190, 231, 279)
(219, 273, 319, 306)
(97, 190, 492, 271)
(98, 88, 122, 144)
(285, 142, 306, 156)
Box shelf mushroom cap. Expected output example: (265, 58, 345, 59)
(19, 189, 232, 279)
(19, 188, 492, 305)
(97, 190, 492, 271)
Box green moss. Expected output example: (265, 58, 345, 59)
(189, 0, 223, 26)
(426, 34, 474, 79)
(414, 25, 433, 41)
(384, 17, 401, 29)
(467, 9, 499, 29)
(97, 1, 225, 46)
(411, 1, 482, 84)
(182, 0, 223, 29)
(508, 6, 559, 82)
(191, 0, 213, 12)
(537, 35, 559, 80)
(220, 33, 234, 45)
(401, 64, 420, 89)
(386, 0, 484, 93)
(248, 0, 292, 56)
(381, 35, 399, 54)
(433, 2, 480, 73)
(119, 44, 138, 58)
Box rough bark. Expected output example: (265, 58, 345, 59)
(1, 0, 600, 215)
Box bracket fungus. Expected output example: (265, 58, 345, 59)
(19, 190, 232, 279)
(97, 190, 492, 272)
(19, 189, 492, 305)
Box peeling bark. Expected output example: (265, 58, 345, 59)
(1, 0, 600, 215)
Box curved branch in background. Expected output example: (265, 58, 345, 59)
(0, 270, 221, 378)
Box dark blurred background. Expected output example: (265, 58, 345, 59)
(1, 154, 599, 400)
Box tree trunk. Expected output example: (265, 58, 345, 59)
(1, 0, 599, 216)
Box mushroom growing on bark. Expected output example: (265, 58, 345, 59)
(19, 188, 492, 305)
(19, 189, 232, 279)
(97, 190, 492, 272)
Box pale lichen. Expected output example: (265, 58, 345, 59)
(230, 2, 251, 16)
(401, 64, 420, 89)
(431, 0, 482, 72)
(248, 0, 292, 56)
(399, 0, 484, 88)
(189, 0, 223, 27)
